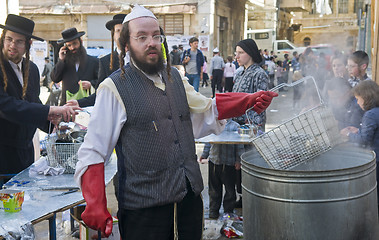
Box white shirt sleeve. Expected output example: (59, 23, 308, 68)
(74, 76, 226, 186)
(182, 78, 226, 138)
(74, 78, 126, 187)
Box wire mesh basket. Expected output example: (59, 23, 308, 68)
(46, 134, 82, 174)
(250, 76, 342, 170)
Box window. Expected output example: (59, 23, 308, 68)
(158, 15, 184, 35)
(255, 32, 269, 40)
(277, 42, 293, 50)
(354, 0, 365, 13)
(338, 0, 348, 14)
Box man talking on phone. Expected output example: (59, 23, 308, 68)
(51, 27, 99, 105)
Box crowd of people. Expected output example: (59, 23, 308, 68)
(174, 32, 379, 224)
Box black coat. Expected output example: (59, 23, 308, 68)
(0, 59, 50, 174)
(78, 51, 120, 107)
(98, 51, 120, 88)
(51, 53, 99, 105)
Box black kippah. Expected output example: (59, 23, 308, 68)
(236, 39, 262, 64)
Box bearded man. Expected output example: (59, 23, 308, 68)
(0, 14, 80, 178)
(74, 4, 278, 240)
(66, 14, 128, 108)
(51, 27, 98, 105)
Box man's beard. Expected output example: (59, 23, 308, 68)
(129, 46, 164, 74)
(65, 45, 86, 65)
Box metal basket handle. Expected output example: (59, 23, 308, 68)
(270, 75, 324, 105)
(244, 75, 323, 133)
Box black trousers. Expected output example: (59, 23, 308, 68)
(224, 77, 234, 92)
(208, 161, 237, 214)
(211, 69, 223, 97)
(117, 186, 203, 240)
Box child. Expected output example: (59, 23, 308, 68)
(341, 80, 379, 160)
(326, 76, 364, 130)
(282, 54, 290, 84)
(341, 81, 379, 207)
(199, 119, 244, 219)
(202, 56, 209, 87)
(265, 56, 276, 89)
(275, 60, 284, 90)
(347, 50, 371, 88)
(292, 70, 304, 109)
(223, 56, 236, 92)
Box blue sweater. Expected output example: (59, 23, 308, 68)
(349, 107, 379, 161)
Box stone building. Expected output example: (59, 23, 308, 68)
(247, 0, 369, 54)
(292, 0, 370, 54)
(16, 0, 246, 62)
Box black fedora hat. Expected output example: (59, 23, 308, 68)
(58, 27, 85, 44)
(105, 14, 126, 31)
(0, 14, 44, 41)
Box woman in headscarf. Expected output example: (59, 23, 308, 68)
(232, 39, 269, 128)
(232, 39, 270, 208)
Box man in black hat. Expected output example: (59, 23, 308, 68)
(169, 45, 181, 65)
(51, 27, 99, 105)
(69, 14, 126, 108)
(98, 14, 127, 86)
(0, 14, 80, 178)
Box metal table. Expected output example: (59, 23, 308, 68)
(0, 154, 117, 240)
(195, 131, 253, 144)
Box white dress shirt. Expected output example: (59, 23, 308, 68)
(74, 71, 226, 186)
(9, 60, 23, 86)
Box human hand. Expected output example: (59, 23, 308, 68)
(81, 163, 113, 238)
(340, 127, 351, 138)
(183, 56, 190, 64)
(197, 157, 208, 164)
(65, 100, 79, 108)
(48, 105, 82, 123)
(346, 126, 358, 134)
(59, 45, 68, 60)
(80, 80, 92, 90)
(235, 162, 241, 170)
(253, 91, 279, 114)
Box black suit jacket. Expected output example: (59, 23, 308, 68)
(0, 59, 50, 174)
(51, 53, 99, 105)
(78, 52, 120, 107)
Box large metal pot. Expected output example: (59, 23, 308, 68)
(241, 143, 379, 240)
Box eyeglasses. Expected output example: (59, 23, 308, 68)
(131, 35, 165, 44)
(4, 37, 26, 48)
(347, 64, 358, 69)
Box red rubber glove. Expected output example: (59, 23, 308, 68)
(216, 91, 278, 120)
(253, 92, 279, 114)
(81, 163, 113, 237)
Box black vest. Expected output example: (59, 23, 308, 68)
(111, 63, 203, 210)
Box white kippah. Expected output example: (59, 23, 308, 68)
(122, 4, 157, 23)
